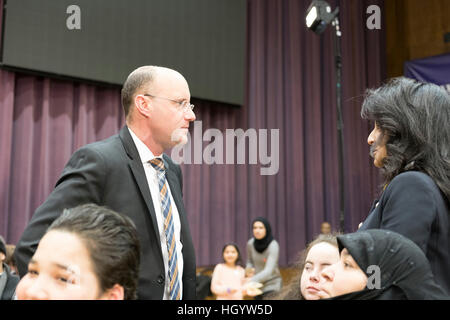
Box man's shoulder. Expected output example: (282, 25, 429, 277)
(82, 133, 121, 151)
(73, 133, 123, 160)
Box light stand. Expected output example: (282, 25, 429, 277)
(306, 1, 345, 233)
(331, 16, 345, 233)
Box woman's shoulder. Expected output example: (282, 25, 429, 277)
(382, 171, 442, 201)
(269, 239, 279, 246)
(268, 239, 280, 250)
(391, 171, 435, 187)
(213, 263, 226, 271)
(235, 265, 245, 272)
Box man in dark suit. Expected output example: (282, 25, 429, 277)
(359, 77, 450, 294)
(14, 66, 197, 299)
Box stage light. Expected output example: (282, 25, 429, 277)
(305, 0, 339, 35)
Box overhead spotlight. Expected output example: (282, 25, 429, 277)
(305, 0, 339, 35)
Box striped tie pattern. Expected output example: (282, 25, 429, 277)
(150, 158, 181, 300)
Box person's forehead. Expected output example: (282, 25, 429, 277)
(152, 74, 189, 98)
(341, 248, 351, 257)
(29, 257, 70, 272)
(34, 231, 92, 270)
(308, 242, 338, 257)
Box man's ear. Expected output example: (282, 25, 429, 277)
(99, 284, 125, 300)
(0, 252, 5, 262)
(134, 94, 151, 118)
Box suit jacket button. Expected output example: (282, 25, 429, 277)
(157, 276, 165, 284)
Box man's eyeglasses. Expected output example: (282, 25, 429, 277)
(143, 93, 194, 113)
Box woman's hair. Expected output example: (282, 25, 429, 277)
(272, 233, 338, 300)
(361, 77, 450, 201)
(47, 203, 141, 300)
(221, 243, 241, 265)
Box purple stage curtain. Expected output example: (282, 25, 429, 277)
(0, 69, 125, 244)
(183, 0, 385, 266)
(0, 0, 384, 267)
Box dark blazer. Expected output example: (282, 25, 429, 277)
(14, 126, 196, 299)
(1, 263, 19, 300)
(359, 171, 450, 294)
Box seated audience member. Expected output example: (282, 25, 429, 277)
(273, 234, 340, 300)
(0, 236, 19, 300)
(15, 204, 140, 300)
(211, 243, 258, 300)
(321, 230, 449, 300)
(320, 222, 332, 235)
(5, 244, 18, 275)
(246, 217, 282, 299)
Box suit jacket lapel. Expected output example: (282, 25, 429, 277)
(119, 126, 162, 249)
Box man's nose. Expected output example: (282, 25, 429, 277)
(185, 108, 196, 122)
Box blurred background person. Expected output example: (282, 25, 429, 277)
(5, 244, 18, 275)
(320, 222, 332, 235)
(359, 77, 450, 294)
(210, 243, 249, 300)
(0, 236, 19, 300)
(246, 217, 282, 300)
(15, 204, 140, 300)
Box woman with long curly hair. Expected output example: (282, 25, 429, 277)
(359, 77, 450, 295)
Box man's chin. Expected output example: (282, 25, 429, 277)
(170, 129, 189, 146)
(176, 135, 188, 146)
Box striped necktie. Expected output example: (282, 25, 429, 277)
(149, 158, 181, 300)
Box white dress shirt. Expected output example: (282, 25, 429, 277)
(128, 128, 183, 300)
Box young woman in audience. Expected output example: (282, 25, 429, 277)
(273, 233, 340, 300)
(322, 229, 449, 300)
(15, 204, 140, 300)
(246, 217, 282, 299)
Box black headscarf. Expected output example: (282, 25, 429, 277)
(329, 229, 448, 300)
(252, 217, 274, 253)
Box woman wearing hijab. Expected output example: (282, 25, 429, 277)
(245, 217, 282, 299)
(320, 229, 449, 300)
